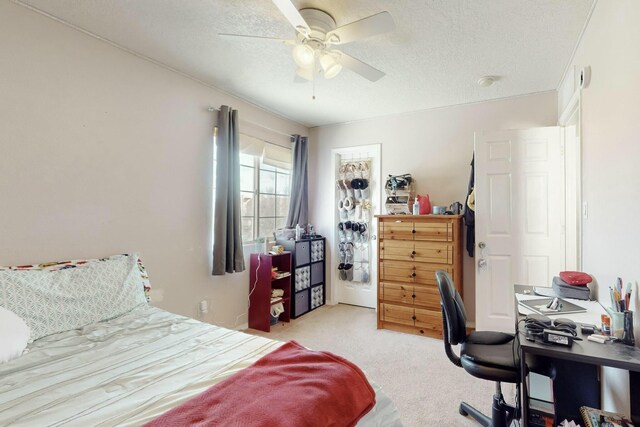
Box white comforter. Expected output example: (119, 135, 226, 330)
(0, 306, 401, 426)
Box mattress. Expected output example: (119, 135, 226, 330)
(0, 306, 402, 426)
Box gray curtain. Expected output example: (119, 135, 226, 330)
(286, 135, 308, 228)
(212, 106, 245, 275)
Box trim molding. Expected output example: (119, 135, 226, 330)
(556, 0, 599, 90)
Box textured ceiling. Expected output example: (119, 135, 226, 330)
(18, 0, 594, 127)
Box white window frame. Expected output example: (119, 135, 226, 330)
(240, 154, 291, 242)
(213, 132, 292, 244)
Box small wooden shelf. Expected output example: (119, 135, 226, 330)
(248, 252, 292, 332)
(270, 296, 290, 306)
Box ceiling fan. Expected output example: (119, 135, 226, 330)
(219, 0, 395, 82)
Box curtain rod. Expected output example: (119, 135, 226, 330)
(207, 106, 295, 139)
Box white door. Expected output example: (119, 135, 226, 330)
(475, 127, 565, 332)
(331, 144, 381, 308)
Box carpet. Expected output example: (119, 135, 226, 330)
(246, 303, 517, 427)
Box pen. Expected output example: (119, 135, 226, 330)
(626, 282, 632, 310)
(618, 277, 624, 295)
(614, 288, 621, 312)
(610, 287, 616, 311)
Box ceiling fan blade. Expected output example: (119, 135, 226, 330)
(218, 33, 295, 45)
(340, 53, 386, 82)
(272, 0, 310, 36)
(326, 12, 395, 45)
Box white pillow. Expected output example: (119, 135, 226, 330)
(0, 306, 30, 363)
(0, 254, 148, 342)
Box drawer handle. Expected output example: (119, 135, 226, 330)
(412, 229, 416, 234)
(412, 250, 416, 255)
(412, 294, 416, 299)
(436, 250, 441, 253)
(412, 272, 416, 277)
(412, 315, 417, 321)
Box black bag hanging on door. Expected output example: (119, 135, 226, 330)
(464, 154, 475, 257)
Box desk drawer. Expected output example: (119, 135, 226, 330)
(380, 220, 414, 240)
(380, 240, 414, 262)
(413, 263, 451, 286)
(413, 286, 441, 310)
(414, 307, 442, 331)
(381, 282, 413, 305)
(414, 241, 452, 264)
(380, 260, 415, 283)
(380, 303, 415, 327)
(413, 221, 452, 242)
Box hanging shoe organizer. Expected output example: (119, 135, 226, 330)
(336, 160, 373, 285)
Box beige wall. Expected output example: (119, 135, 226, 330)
(558, 0, 640, 414)
(309, 92, 558, 322)
(0, 1, 307, 328)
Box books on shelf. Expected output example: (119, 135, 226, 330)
(273, 271, 291, 279)
(580, 406, 634, 427)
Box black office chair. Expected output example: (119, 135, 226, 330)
(436, 270, 520, 427)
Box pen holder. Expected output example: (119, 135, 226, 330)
(622, 311, 635, 346)
(606, 308, 625, 339)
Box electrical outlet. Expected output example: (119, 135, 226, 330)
(199, 300, 209, 315)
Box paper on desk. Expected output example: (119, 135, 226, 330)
(515, 292, 605, 325)
(533, 287, 557, 297)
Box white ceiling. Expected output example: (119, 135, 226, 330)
(18, 0, 594, 127)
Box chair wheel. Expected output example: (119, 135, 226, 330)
(459, 407, 468, 416)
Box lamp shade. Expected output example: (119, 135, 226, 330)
(319, 52, 342, 79)
(292, 44, 315, 67)
(296, 66, 314, 81)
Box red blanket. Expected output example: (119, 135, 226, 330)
(145, 340, 376, 427)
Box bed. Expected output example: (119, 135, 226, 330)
(0, 254, 402, 426)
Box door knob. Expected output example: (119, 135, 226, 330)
(478, 242, 486, 249)
(371, 235, 377, 241)
(478, 258, 487, 268)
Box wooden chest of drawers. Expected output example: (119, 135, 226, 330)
(376, 215, 463, 338)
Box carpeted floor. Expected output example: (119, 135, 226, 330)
(246, 303, 517, 427)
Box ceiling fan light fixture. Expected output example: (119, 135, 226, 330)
(320, 52, 342, 79)
(292, 44, 315, 67)
(296, 66, 314, 81)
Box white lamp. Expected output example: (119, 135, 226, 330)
(292, 44, 315, 67)
(319, 51, 342, 79)
(296, 66, 314, 81)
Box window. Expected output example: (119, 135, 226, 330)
(240, 153, 290, 242)
(213, 132, 291, 244)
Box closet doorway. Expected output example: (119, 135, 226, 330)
(331, 144, 381, 309)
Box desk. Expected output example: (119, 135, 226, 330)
(514, 285, 640, 426)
